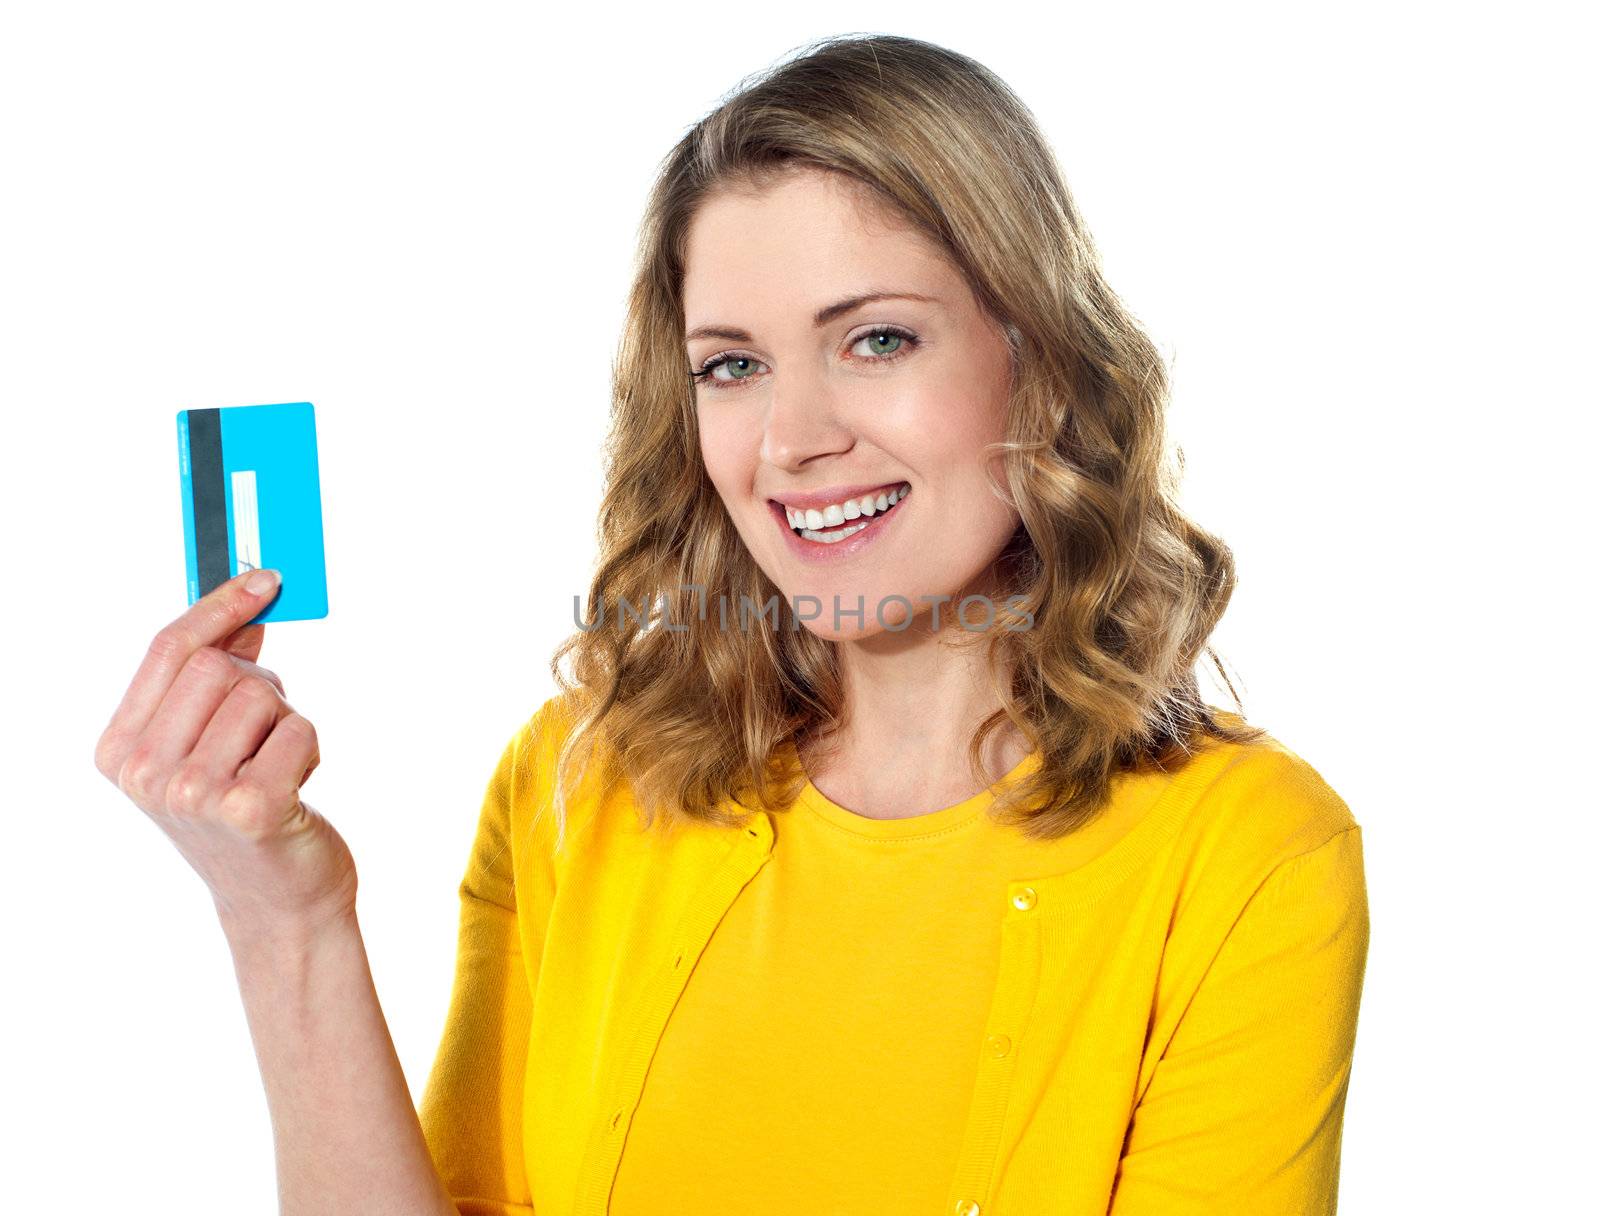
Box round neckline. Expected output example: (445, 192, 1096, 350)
(792, 745, 1043, 840)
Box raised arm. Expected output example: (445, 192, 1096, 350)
(93, 568, 461, 1214)
(223, 910, 465, 1215)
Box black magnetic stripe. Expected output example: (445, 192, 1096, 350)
(187, 408, 232, 597)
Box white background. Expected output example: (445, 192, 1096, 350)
(3, 2, 1593, 1211)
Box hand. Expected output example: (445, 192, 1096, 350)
(93, 568, 357, 938)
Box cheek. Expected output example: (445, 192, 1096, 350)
(878, 371, 1009, 480)
(893, 374, 1014, 536)
(696, 403, 751, 496)
(875, 338, 1009, 442)
(944, 355, 1012, 442)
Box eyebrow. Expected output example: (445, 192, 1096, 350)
(684, 291, 940, 344)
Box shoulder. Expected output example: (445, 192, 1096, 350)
(496, 691, 589, 788)
(1170, 716, 1362, 902)
(517, 690, 582, 767)
(1127, 718, 1371, 992)
(508, 691, 639, 860)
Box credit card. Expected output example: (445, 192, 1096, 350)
(176, 400, 329, 624)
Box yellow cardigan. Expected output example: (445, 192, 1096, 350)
(418, 695, 1370, 1215)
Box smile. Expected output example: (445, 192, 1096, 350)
(768, 482, 912, 549)
(785, 483, 910, 542)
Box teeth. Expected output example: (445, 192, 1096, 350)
(784, 483, 909, 532)
(800, 521, 869, 544)
(784, 483, 911, 541)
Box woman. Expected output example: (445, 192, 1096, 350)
(94, 33, 1369, 1216)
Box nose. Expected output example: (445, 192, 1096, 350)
(758, 362, 855, 471)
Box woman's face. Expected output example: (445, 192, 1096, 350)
(684, 167, 1020, 640)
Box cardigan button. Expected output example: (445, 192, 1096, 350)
(986, 1034, 1011, 1058)
(1010, 886, 1037, 911)
(954, 1201, 981, 1216)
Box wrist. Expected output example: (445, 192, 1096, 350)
(216, 898, 360, 956)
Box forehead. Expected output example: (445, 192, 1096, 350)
(681, 169, 953, 318)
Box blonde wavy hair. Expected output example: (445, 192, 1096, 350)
(541, 32, 1266, 850)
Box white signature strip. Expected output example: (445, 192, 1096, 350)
(231, 469, 261, 573)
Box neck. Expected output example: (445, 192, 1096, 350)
(798, 570, 1030, 818)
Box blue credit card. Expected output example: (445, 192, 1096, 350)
(176, 400, 329, 624)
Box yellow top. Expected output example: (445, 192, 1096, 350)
(418, 695, 1370, 1216)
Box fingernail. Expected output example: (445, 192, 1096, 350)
(246, 568, 281, 596)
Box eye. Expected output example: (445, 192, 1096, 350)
(851, 328, 910, 358)
(695, 353, 769, 387)
(689, 325, 921, 391)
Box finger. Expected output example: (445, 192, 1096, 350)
(220, 621, 266, 664)
(97, 568, 281, 776)
(229, 656, 286, 699)
(120, 646, 267, 798)
(236, 711, 319, 812)
(186, 675, 290, 792)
